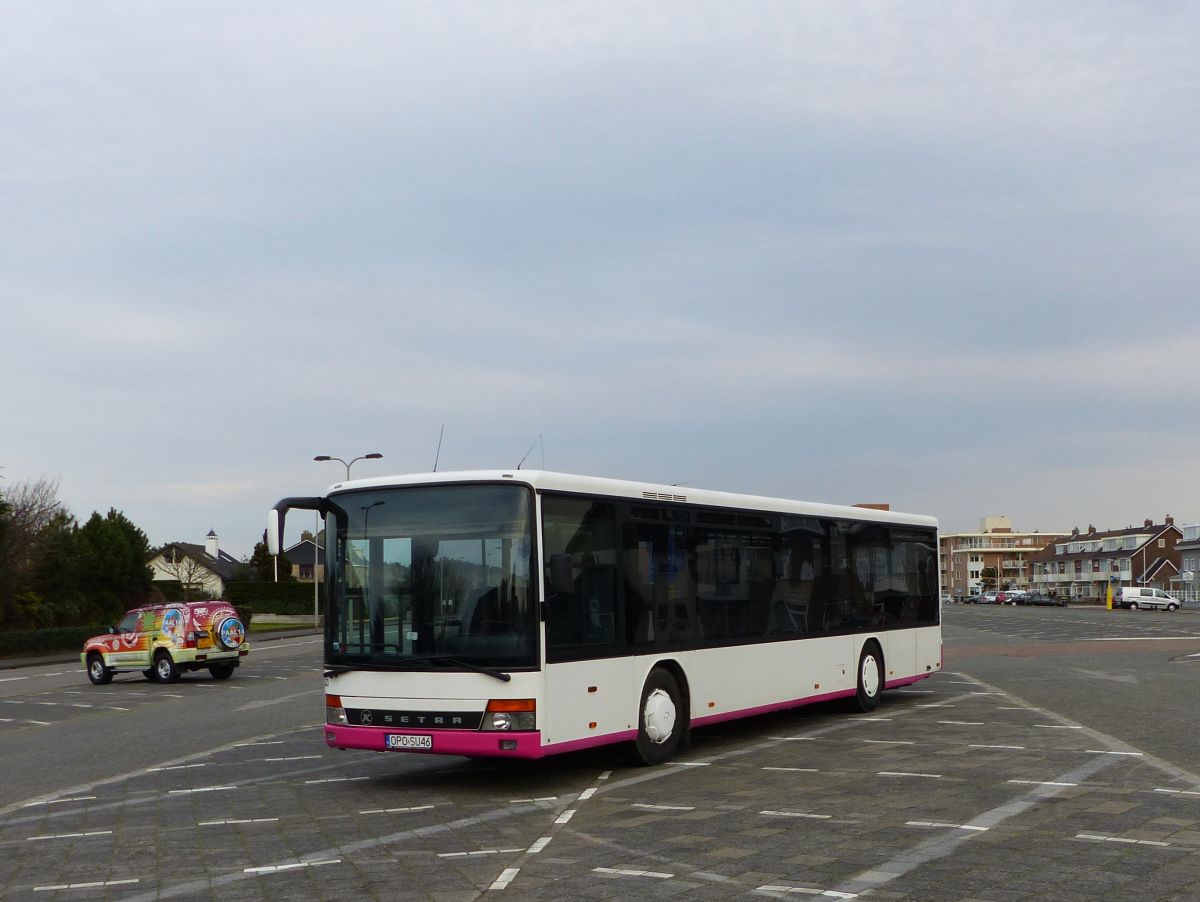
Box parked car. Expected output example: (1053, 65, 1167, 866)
(940, 594, 953, 606)
(1115, 587, 1180, 612)
(1018, 593, 1068, 607)
(980, 592, 1000, 604)
(82, 600, 249, 684)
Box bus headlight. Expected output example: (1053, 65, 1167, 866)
(482, 698, 535, 731)
(326, 694, 348, 726)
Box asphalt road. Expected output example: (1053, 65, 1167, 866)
(1, 607, 1199, 900)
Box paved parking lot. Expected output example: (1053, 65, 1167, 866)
(2, 612, 1199, 900)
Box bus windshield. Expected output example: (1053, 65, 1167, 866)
(325, 483, 536, 670)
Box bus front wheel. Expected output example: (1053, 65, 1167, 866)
(851, 641, 884, 713)
(634, 668, 684, 766)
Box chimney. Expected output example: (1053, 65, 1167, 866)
(1166, 515, 1175, 526)
(1144, 519, 1153, 529)
(1071, 526, 1079, 537)
(205, 529, 219, 559)
(1087, 525, 1096, 536)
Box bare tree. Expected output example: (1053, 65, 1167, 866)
(0, 477, 66, 586)
(157, 546, 217, 601)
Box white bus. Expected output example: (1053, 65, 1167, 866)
(268, 470, 941, 765)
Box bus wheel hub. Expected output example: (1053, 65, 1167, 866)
(643, 688, 676, 744)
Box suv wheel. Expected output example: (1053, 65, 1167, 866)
(152, 651, 181, 683)
(209, 663, 236, 680)
(86, 653, 114, 685)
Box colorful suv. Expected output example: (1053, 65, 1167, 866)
(82, 600, 249, 684)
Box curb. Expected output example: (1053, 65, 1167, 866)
(0, 629, 323, 672)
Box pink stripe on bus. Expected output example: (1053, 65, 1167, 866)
(324, 671, 934, 760)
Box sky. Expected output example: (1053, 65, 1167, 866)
(3, 1, 1199, 559)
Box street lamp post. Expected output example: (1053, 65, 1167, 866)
(313, 452, 383, 481)
(312, 453, 383, 628)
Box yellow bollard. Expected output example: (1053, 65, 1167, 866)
(1106, 584, 1113, 610)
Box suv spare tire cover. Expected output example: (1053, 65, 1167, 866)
(215, 616, 245, 650)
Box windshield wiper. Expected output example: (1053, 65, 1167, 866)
(396, 655, 513, 682)
(324, 656, 512, 682)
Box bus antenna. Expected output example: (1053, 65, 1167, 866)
(433, 425, 445, 472)
(517, 434, 543, 470)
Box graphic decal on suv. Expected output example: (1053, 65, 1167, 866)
(163, 609, 186, 646)
(217, 617, 245, 650)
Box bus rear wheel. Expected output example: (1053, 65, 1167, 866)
(634, 668, 684, 766)
(850, 641, 884, 713)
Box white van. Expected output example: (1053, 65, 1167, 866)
(1116, 587, 1180, 612)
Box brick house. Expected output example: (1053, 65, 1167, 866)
(1028, 518, 1182, 601)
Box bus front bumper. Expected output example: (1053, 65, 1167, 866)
(324, 724, 545, 759)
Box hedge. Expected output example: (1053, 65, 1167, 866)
(0, 625, 109, 657)
(223, 580, 324, 617)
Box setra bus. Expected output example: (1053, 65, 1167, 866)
(268, 470, 941, 765)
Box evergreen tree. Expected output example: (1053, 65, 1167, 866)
(249, 530, 294, 581)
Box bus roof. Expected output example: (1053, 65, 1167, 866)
(323, 469, 939, 530)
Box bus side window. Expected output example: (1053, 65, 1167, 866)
(542, 497, 618, 659)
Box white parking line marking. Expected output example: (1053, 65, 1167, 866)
(27, 830, 113, 841)
(863, 739, 914, 745)
(1153, 788, 1200, 797)
(762, 810, 831, 820)
(360, 804, 435, 815)
(244, 859, 340, 874)
(579, 788, 597, 801)
(440, 848, 523, 858)
(168, 786, 237, 795)
(1008, 780, 1078, 787)
(35, 879, 138, 891)
(756, 886, 856, 898)
(593, 867, 673, 879)
(0, 676, 29, 682)
(306, 776, 370, 784)
(554, 809, 576, 824)
(22, 796, 96, 807)
(148, 764, 206, 772)
(264, 755, 322, 762)
(906, 821, 988, 832)
(199, 818, 280, 826)
(938, 721, 986, 726)
(970, 744, 1027, 750)
(1084, 750, 1143, 756)
(489, 867, 520, 890)
(763, 767, 820, 773)
(510, 796, 557, 803)
(878, 772, 941, 779)
(632, 803, 695, 811)
(1075, 833, 1172, 847)
(1034, 724, 1083, 730)
(527, 837, 552, 854)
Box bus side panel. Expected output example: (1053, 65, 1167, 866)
(879, 629, 917, 687)
(542, 658, 643, 748)
(682, 636, 855, 725)
(914, 625, 943, 676)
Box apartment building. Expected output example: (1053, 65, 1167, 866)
(939, 517, 1066, 598)
(1170, 523, 1200, 603)
(1028, 518, 1182, 601)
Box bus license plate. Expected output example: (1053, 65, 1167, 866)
(386, 734, 433, 750)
